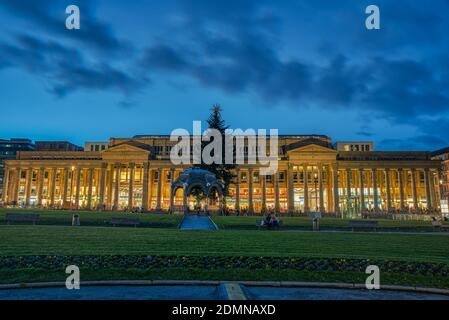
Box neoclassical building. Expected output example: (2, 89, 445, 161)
(1, 135, 443, 217)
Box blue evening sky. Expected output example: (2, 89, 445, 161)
(0, 0, 448, 150)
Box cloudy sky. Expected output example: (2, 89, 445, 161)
(0, 0, 448, 150)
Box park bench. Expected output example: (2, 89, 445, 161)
(110, 218, 140, 228)
(5, 213, 40, 225)
(431, 220, 449, 232)
(348, 220, 378, 232)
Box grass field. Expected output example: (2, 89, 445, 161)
(1, 225, 448, 262)
(0, 208, 183, 229)
(1, 210, 449, 287)
(213, 215, 449, 231)
(1, 208, 447, 232)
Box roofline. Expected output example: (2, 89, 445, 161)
(431, 146, 449, 156)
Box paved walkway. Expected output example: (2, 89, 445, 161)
(1, 283, 448, 300)
(179, 215, 218, 230)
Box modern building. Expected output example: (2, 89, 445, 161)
(431, 147, 449, 216)
(35, 141, 83, 152)
(84, 142, 109, 152)
(335, 141, 374, 152)
(1, 134, 442, 218)
(0, 138, 35, 201)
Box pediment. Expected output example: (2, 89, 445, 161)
(287, 143, 337, 154)
(286, 143, 337, 162)
(101, 142, 152, 162)
(104, 143, 151, 154)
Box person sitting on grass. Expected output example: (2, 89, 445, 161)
(264, 213, 272, 227)
(271, 214, 279, 228)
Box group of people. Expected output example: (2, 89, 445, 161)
(261, 212, 280, 229)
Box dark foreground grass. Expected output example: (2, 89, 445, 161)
(1, 225, 449, 287)
(1, 225, 449, 263)
(213, 216, 449, 232)
(0, 208, 182, 229)
(1, 268, 449, 288)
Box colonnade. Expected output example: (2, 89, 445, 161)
(1, 162, 441, 215)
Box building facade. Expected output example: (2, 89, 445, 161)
(1, 135, 443, 217)
(431, 147, 449, 216)
(0, 138, 35, 200)
(335, 141, 374, 152)
(84, 142, 109, 152)
(36, 141, 83, 152)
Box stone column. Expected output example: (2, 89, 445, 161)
(372, 168, 379, 211)
(332, 165, 340, 215)
(49, 168, 57, 207)
(74, 167, 81, 209)
(287, 164, 294, 214)
(346, 169, 352, 201)
(359, 169, 365, 213)
(274, 171, 280, 214)
(12, 169, 20, 204)
(248, 168, 254, 214)
(1, 167, 9, 204)
(62, 167, 69, 206)
(98, 164, 107, 209)
(398, 169, 405, 209)
(36, 167, 45, 207)
(318, 164, 324, 213)
(156, 168, 162, 210)
(169, 168, 175, 213)
(235, 168, 240, 211)
(25, 168, 32, 206)
(106, 165, 113, 209)
(128, 163, 135, 209)
(113, 164, 120, 210)
(303, 164, 309, 213)
(261, 174, 267, 213)
(385, 168, 392, 211)
(142, 163, 149, 211)
(411, 168, 418, 209)
(87, 168, 94, 210)
(424, 168, 432, 209)
(183, 186, 188, 213)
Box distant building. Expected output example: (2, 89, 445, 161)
(2, 134, 442, 217)
(0, 138, 35, 201)
(35, 141, 83, 152)
(335, 141, 374, 152)
(84, 142, 108, 152)
(431, 147, 449, 216)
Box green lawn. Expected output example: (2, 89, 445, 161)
(2, 209, 447, 233)
(1, 225, 448, 263)
(0, 208, 183, 229)
(213, 215, 449, 232)
(1, 225, 449, 287)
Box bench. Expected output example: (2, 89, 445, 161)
(5, 213, 40, 225)
(348, 220, 378, 232)
(110, 218, 140, 228)
(431, 221, 449, 232)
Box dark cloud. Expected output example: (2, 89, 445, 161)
(0, 0, 448, 150)
(381, 135, 448, 151)
(0, 0, 130, 55)
(0, 34, 146, 98)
